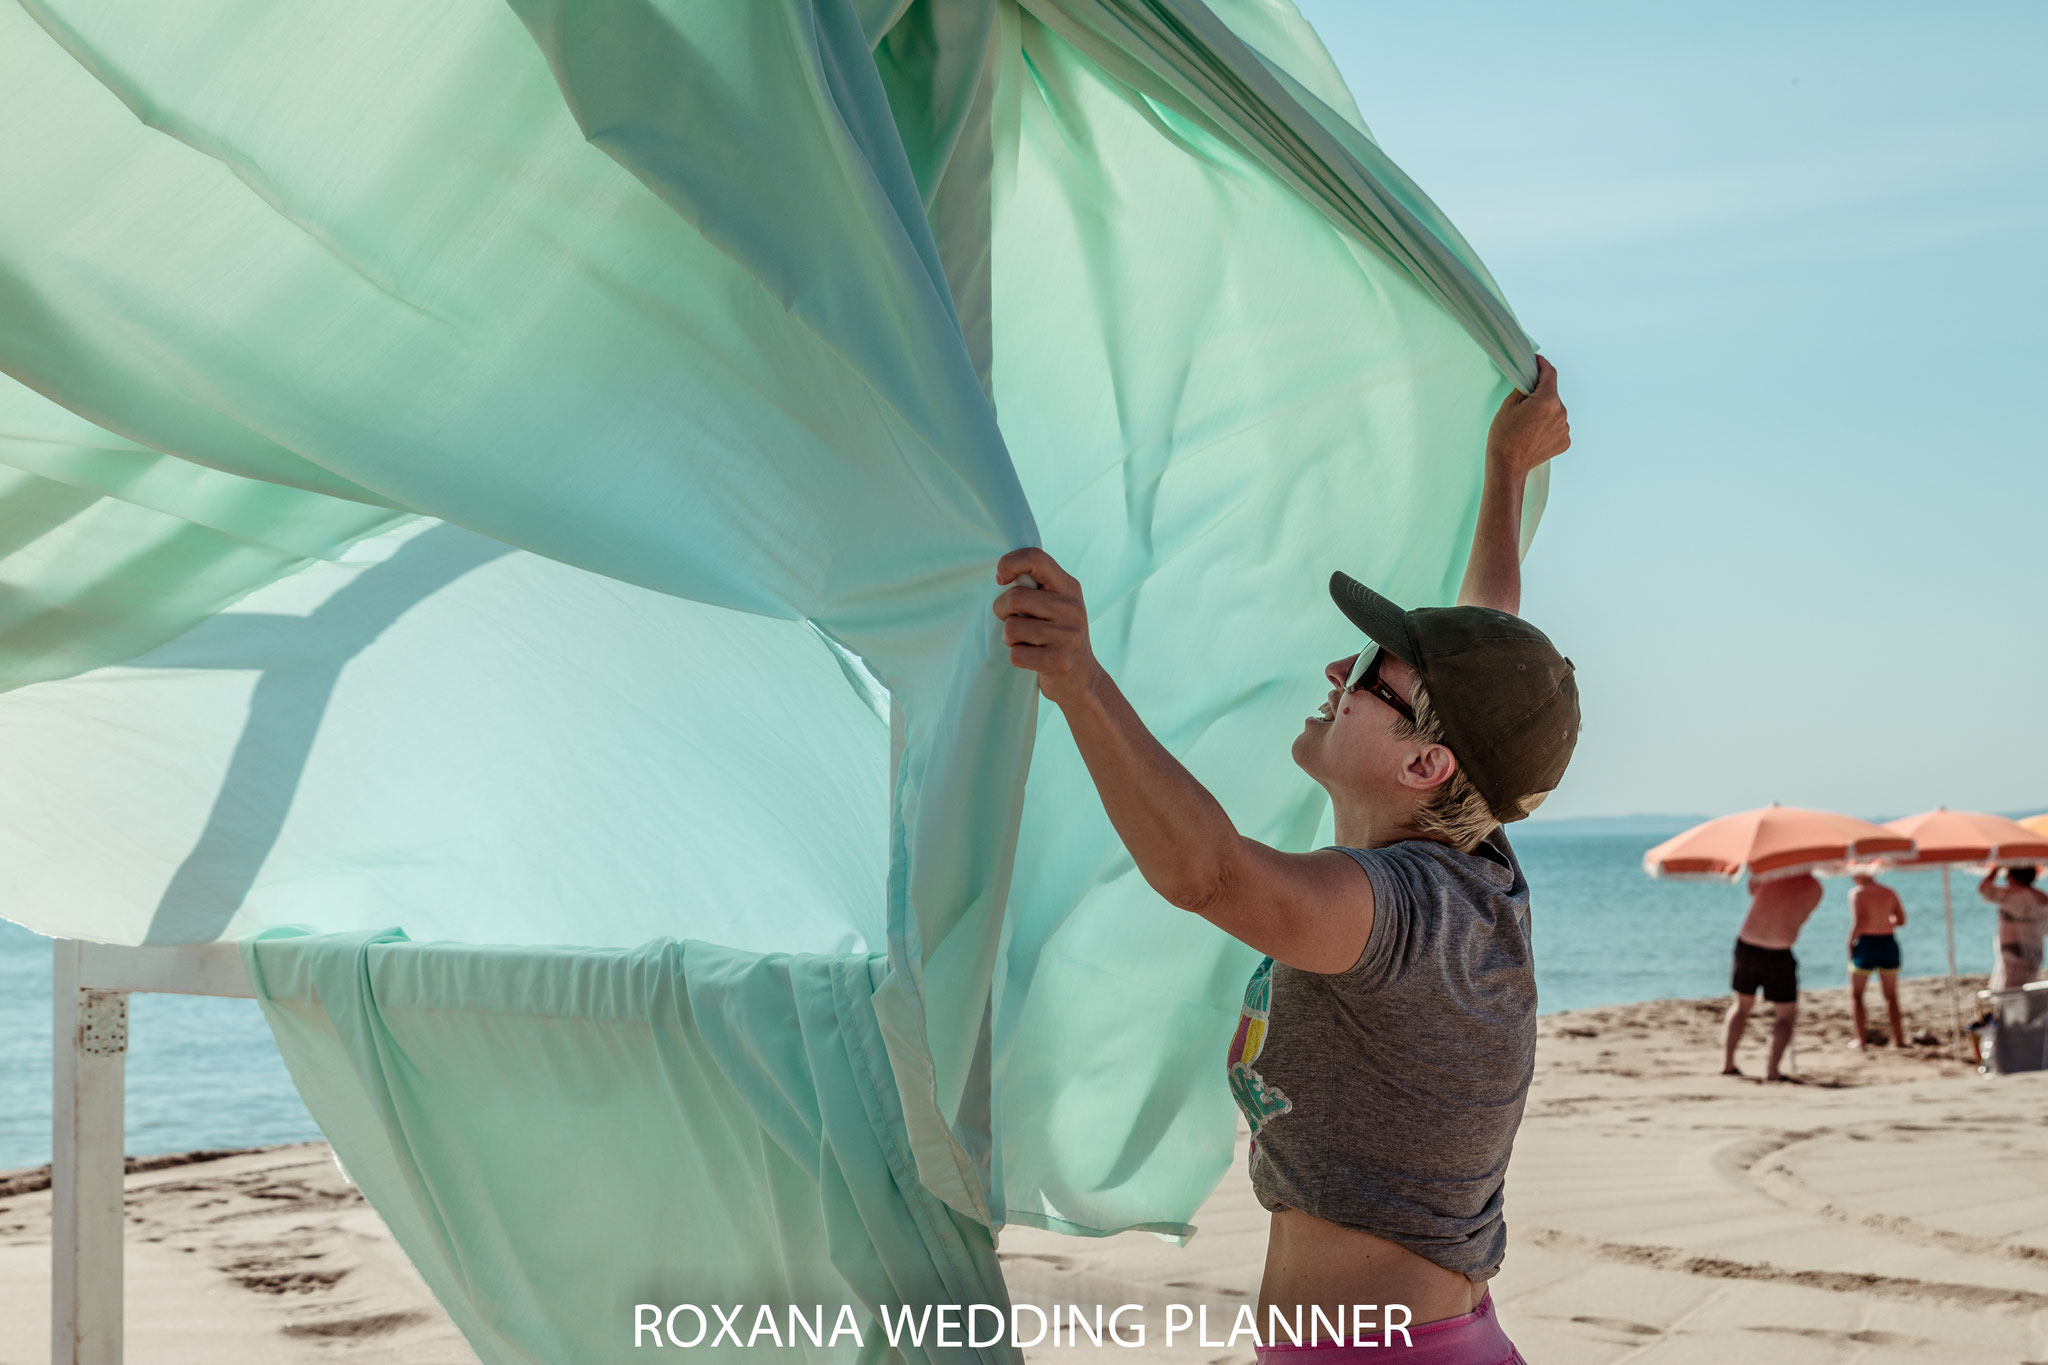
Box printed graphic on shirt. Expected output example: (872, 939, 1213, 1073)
(1227, 956, 1291, 1135)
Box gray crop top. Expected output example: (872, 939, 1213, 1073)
(1223, 830, 1536, 1279)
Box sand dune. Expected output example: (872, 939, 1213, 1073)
(4, 975, 2044, 1363)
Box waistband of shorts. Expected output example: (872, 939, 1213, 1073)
(1735, 938, 1796, 957)
(1254, 1292, 1515, 1362)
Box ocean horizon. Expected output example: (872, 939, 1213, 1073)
(0, 825, 2012, 1171)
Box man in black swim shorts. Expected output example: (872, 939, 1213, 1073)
(1722, 871, 1822, 1080)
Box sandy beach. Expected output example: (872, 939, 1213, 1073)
(5, 974, 2044, 1364)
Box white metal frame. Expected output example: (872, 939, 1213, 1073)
(49, 941, 252, 1365)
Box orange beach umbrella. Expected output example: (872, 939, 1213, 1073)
(1642, 804, 1913, 882)
(1880, 808, 2048, 866)
(2016, 813, 2048, 842)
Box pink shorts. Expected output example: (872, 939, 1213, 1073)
(1253, 1293, 1524, 1365)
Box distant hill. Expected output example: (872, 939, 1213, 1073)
(1513, 814, 1712, 840)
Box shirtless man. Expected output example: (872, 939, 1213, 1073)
(1721, 871, 1822, 1080)
(1846, 871, 1907, 1049)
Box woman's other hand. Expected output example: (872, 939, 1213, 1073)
(1486, 354, 1570, 480)
(994, 547, 1100, 706)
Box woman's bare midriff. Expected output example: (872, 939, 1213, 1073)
(1259, 1208, 1485, 1327)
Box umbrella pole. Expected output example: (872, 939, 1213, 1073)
(1943, 865, 1964, 1058)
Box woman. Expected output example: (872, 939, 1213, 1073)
(1982, 865, 2048, 992)
(993, 359, 1576, 1363)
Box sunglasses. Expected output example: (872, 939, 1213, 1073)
(1342, 643, 1417, 725)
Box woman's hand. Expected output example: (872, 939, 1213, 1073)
(1486, 354, 1570, 481)
(994, 547, 1100, 707)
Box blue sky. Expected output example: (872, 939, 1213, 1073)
(1298, 0, 2048, 821)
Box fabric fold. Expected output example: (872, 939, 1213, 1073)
(1015, 0, 1537, 389)
(501, 0, 1040, 1226)
(0, 371, 405, 691)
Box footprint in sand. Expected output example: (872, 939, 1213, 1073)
(1746, 1324, 1929, 1347)
(1570, 1315, 1661, 1336)
(281, 1310, 432, 1339)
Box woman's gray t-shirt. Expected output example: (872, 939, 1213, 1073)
(1223, 830, 1535, 1279)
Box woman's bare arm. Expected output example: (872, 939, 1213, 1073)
(992, 547, 1371, 972)
(1457, 356, 1570, 616)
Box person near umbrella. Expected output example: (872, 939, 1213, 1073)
(1722, 871, 1822, 1079)
(1845, 870, 1907, 1049)
(1981, 865, 2048, 992)
(993, 360, 1575, 1360)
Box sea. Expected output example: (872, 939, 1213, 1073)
(0, 821, 2010, 1171)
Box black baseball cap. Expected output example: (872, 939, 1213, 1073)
(1330, 571, 1579, 822)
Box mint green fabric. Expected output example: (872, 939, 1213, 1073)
(245, 928, 1009, 1365)
(0, 0, 1040, 1226)
(0, 0, 1540, 1359)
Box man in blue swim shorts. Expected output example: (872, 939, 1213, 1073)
(1846, 870, 1907, 1050)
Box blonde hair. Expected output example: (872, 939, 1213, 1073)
(1389, 679, 1499, 853)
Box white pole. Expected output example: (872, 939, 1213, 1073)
(1942, 866, 1964, 1058)
(52, 940, 126, 1365)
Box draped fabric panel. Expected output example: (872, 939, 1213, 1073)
(0, 0, 1541, 1358)
(246, 930, 1010, 1365)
